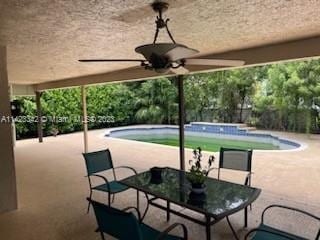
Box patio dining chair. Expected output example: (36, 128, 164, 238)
(88, 198, 188, 240)
(218, 147, 253, 186)
(217, 147, 253, 228)
(245, 204, 320, 240)
(83, 149, 139, 213)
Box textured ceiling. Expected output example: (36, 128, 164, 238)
(1, 0, 320, 84)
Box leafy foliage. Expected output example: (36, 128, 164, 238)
(134, 78, 178, 124)
(14, 59, 320, 139)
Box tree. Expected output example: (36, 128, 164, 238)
(228, 68, 258, 122)
(87, 84, 135, 128)
(296, 60, 320, 134)
(134, 78, 178, 124)
(14, 97, 38, 138)
(267, 64, 291, 130)
(13, 59, 320, 138)
(184, 73, 219, 122)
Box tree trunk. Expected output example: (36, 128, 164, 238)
(278, 109, 283, 130)
(239, 98, 245, 123)
(306, 108, 311, 135)
(167, 103, 170, 124)
(293, 105, 298, 132)
(199, 106, 205, 121)
(239, 108, 243, 123)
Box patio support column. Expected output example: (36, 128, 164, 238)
(81, 86, 88, 153)
(0, 46, 18, 213)
(35, 91, 43, 143)
(177, 75, 185, 171)
(9, 85, 16, 146)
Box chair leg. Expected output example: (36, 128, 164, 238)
(141, 193, 150, 222)
(87, 190, 93, 214)
(226, 216, 239, 240)
(166, 201, 171, 222)
(137, 190, 139, 211)
(111, 194, 115, 203)
(249, 180, 252, 211)
(100, 232, 105, 240)
(205, 215, 211, 240)
(244, 206, 248, 228)
(108, 192, 111, 206)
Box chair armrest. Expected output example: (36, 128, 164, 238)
(207, 167, 218, 174)
(155, 223, 188, 240)
(261, 204, 320, 224)
(245, 228, 297, 240)
(90, 174, 111, 191)
(114, 166, 138, 175)
(122, 206, 142, 222)
(205, 167, 218, 178)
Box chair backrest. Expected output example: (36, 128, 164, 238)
(89, 199, 143, 240)
(219, 147, 252, 172)
(83, 149, 114, 176)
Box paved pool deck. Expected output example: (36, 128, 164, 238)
(0, 128, 319, 239)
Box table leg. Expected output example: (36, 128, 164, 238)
(166, 201, 170, 222)
(205, 215, 211, 240)
(244, 206, 248, 228)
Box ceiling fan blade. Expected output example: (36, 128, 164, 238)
(111, 0, 197, 23)
(165, 46, 199, 62)
(185, 59, 245, 67)
(78, 59, 145, 62)
(170, 66, 189, 75)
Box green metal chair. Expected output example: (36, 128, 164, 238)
(83, 149, 139, 213)
(88, 198, 188, 240)
(218, 147, 253, 228)
(218, 147, 253, 187)
(245, 205, 320, 240)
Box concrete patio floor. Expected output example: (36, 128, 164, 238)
(0, 128, 319, 239)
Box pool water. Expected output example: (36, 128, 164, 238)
(121, 134, 279, 151)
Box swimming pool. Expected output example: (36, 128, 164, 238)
(106, 122, 302, 151)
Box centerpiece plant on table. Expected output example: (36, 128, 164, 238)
(187, 147, 215, 194)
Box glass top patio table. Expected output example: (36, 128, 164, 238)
(121, 167, 261, 220)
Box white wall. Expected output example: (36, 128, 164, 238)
(0, 46, 18, 213)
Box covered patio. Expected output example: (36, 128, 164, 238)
(1, 0, 320, 239)
(0, 129, 319, 239)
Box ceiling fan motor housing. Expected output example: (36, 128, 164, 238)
(151, 1, 169, 14)
(149, 53, 171, 73)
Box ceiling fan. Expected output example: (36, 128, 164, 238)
(79, 0, 245, 75)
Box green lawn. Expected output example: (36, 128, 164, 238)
(122, 134, 279, 152)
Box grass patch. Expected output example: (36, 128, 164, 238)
(122, 134, 279, 152)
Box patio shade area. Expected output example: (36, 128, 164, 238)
(1, 0, 320, 89)
(0, 129, 319, 239)
(1, 1, 320, 239)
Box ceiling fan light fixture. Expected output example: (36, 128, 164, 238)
(155, 68, 171, 74)
(135, 43, 198, 62)
(135, 43, 178, 61)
